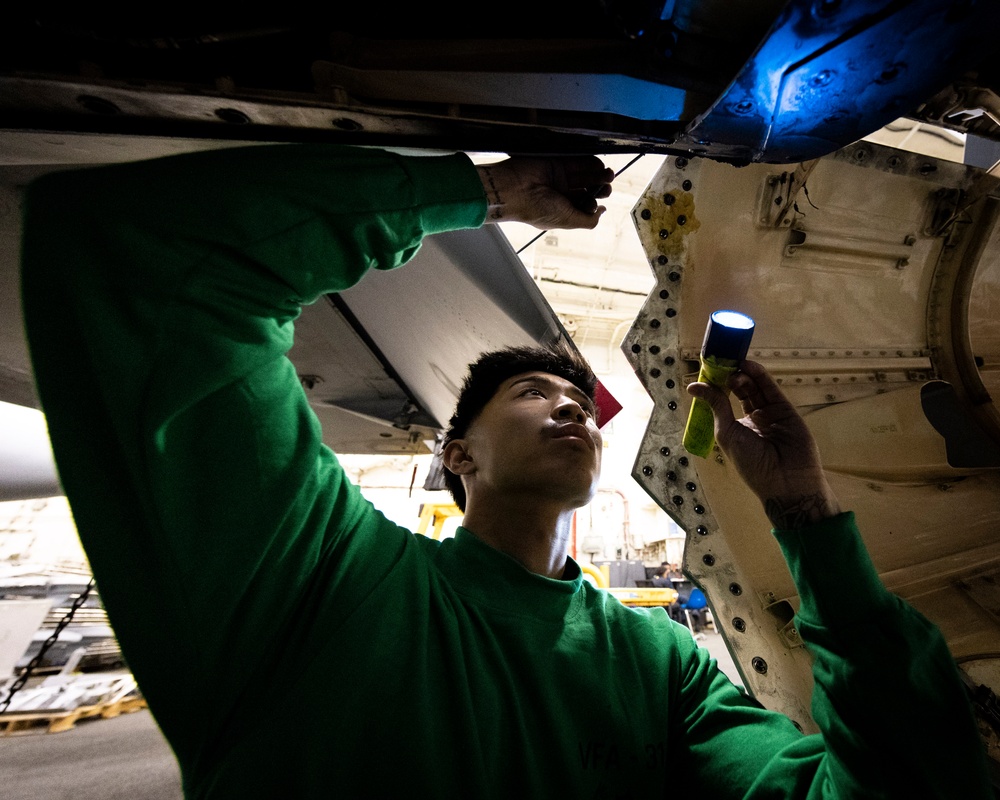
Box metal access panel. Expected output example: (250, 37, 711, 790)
(622, 139, 1000, 733)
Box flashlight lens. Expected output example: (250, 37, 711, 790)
(711, 310, 754, 330)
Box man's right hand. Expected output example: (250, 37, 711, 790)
(476, 156, 614, 230)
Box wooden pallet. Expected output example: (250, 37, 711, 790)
(0, 695, 147, 735)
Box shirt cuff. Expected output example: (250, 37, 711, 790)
(400, 151, 487, 234)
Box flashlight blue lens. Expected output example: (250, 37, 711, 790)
(711, 310, 754, 330)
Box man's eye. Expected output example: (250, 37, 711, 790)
(521, 388, 544, 397)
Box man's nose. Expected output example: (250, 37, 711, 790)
(555, 397, 587, 422)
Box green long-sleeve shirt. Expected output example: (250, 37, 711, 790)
(21, 144, 990, 798)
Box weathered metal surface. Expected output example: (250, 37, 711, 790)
(623, 139, 1000, 730)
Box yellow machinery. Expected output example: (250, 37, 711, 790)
(607, 587, 678, 608)
(416, 503, 464, 540)
(581, 562, 677, 607)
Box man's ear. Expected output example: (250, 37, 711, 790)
(443, 439, 476, 476)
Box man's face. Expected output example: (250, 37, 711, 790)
(452, 371, 603, 509)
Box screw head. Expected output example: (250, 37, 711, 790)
(752, 657, 768, 674)
(733, 617, 746, 632)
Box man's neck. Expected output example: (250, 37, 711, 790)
(461, 496, 575, 579)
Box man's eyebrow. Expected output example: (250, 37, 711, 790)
(508, 375, 596, 413)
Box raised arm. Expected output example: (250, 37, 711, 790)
(20, 143, 613, 763)
(685, 361, 991, 796)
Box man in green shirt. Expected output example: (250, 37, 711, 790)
(20, 144, 990, 798)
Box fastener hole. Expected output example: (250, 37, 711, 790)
(332, 117, 362, 131)
(78, 95, 121, 115)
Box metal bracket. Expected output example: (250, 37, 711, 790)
(759, 161, 820, 229)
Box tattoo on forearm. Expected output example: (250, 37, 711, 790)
(481, 167, 504, 221)
(764, 494, 836, 529)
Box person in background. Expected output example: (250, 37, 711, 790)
(651, 565, 673, 588)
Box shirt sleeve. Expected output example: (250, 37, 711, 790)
(671, 512, 991, 798)
(19, 143, 487, 758)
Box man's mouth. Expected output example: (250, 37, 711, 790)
(551, 423, 593, 446)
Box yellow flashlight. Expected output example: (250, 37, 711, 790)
(682, 310, 755, 458)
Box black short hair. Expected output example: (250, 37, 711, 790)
(443, 342, 597, 512)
